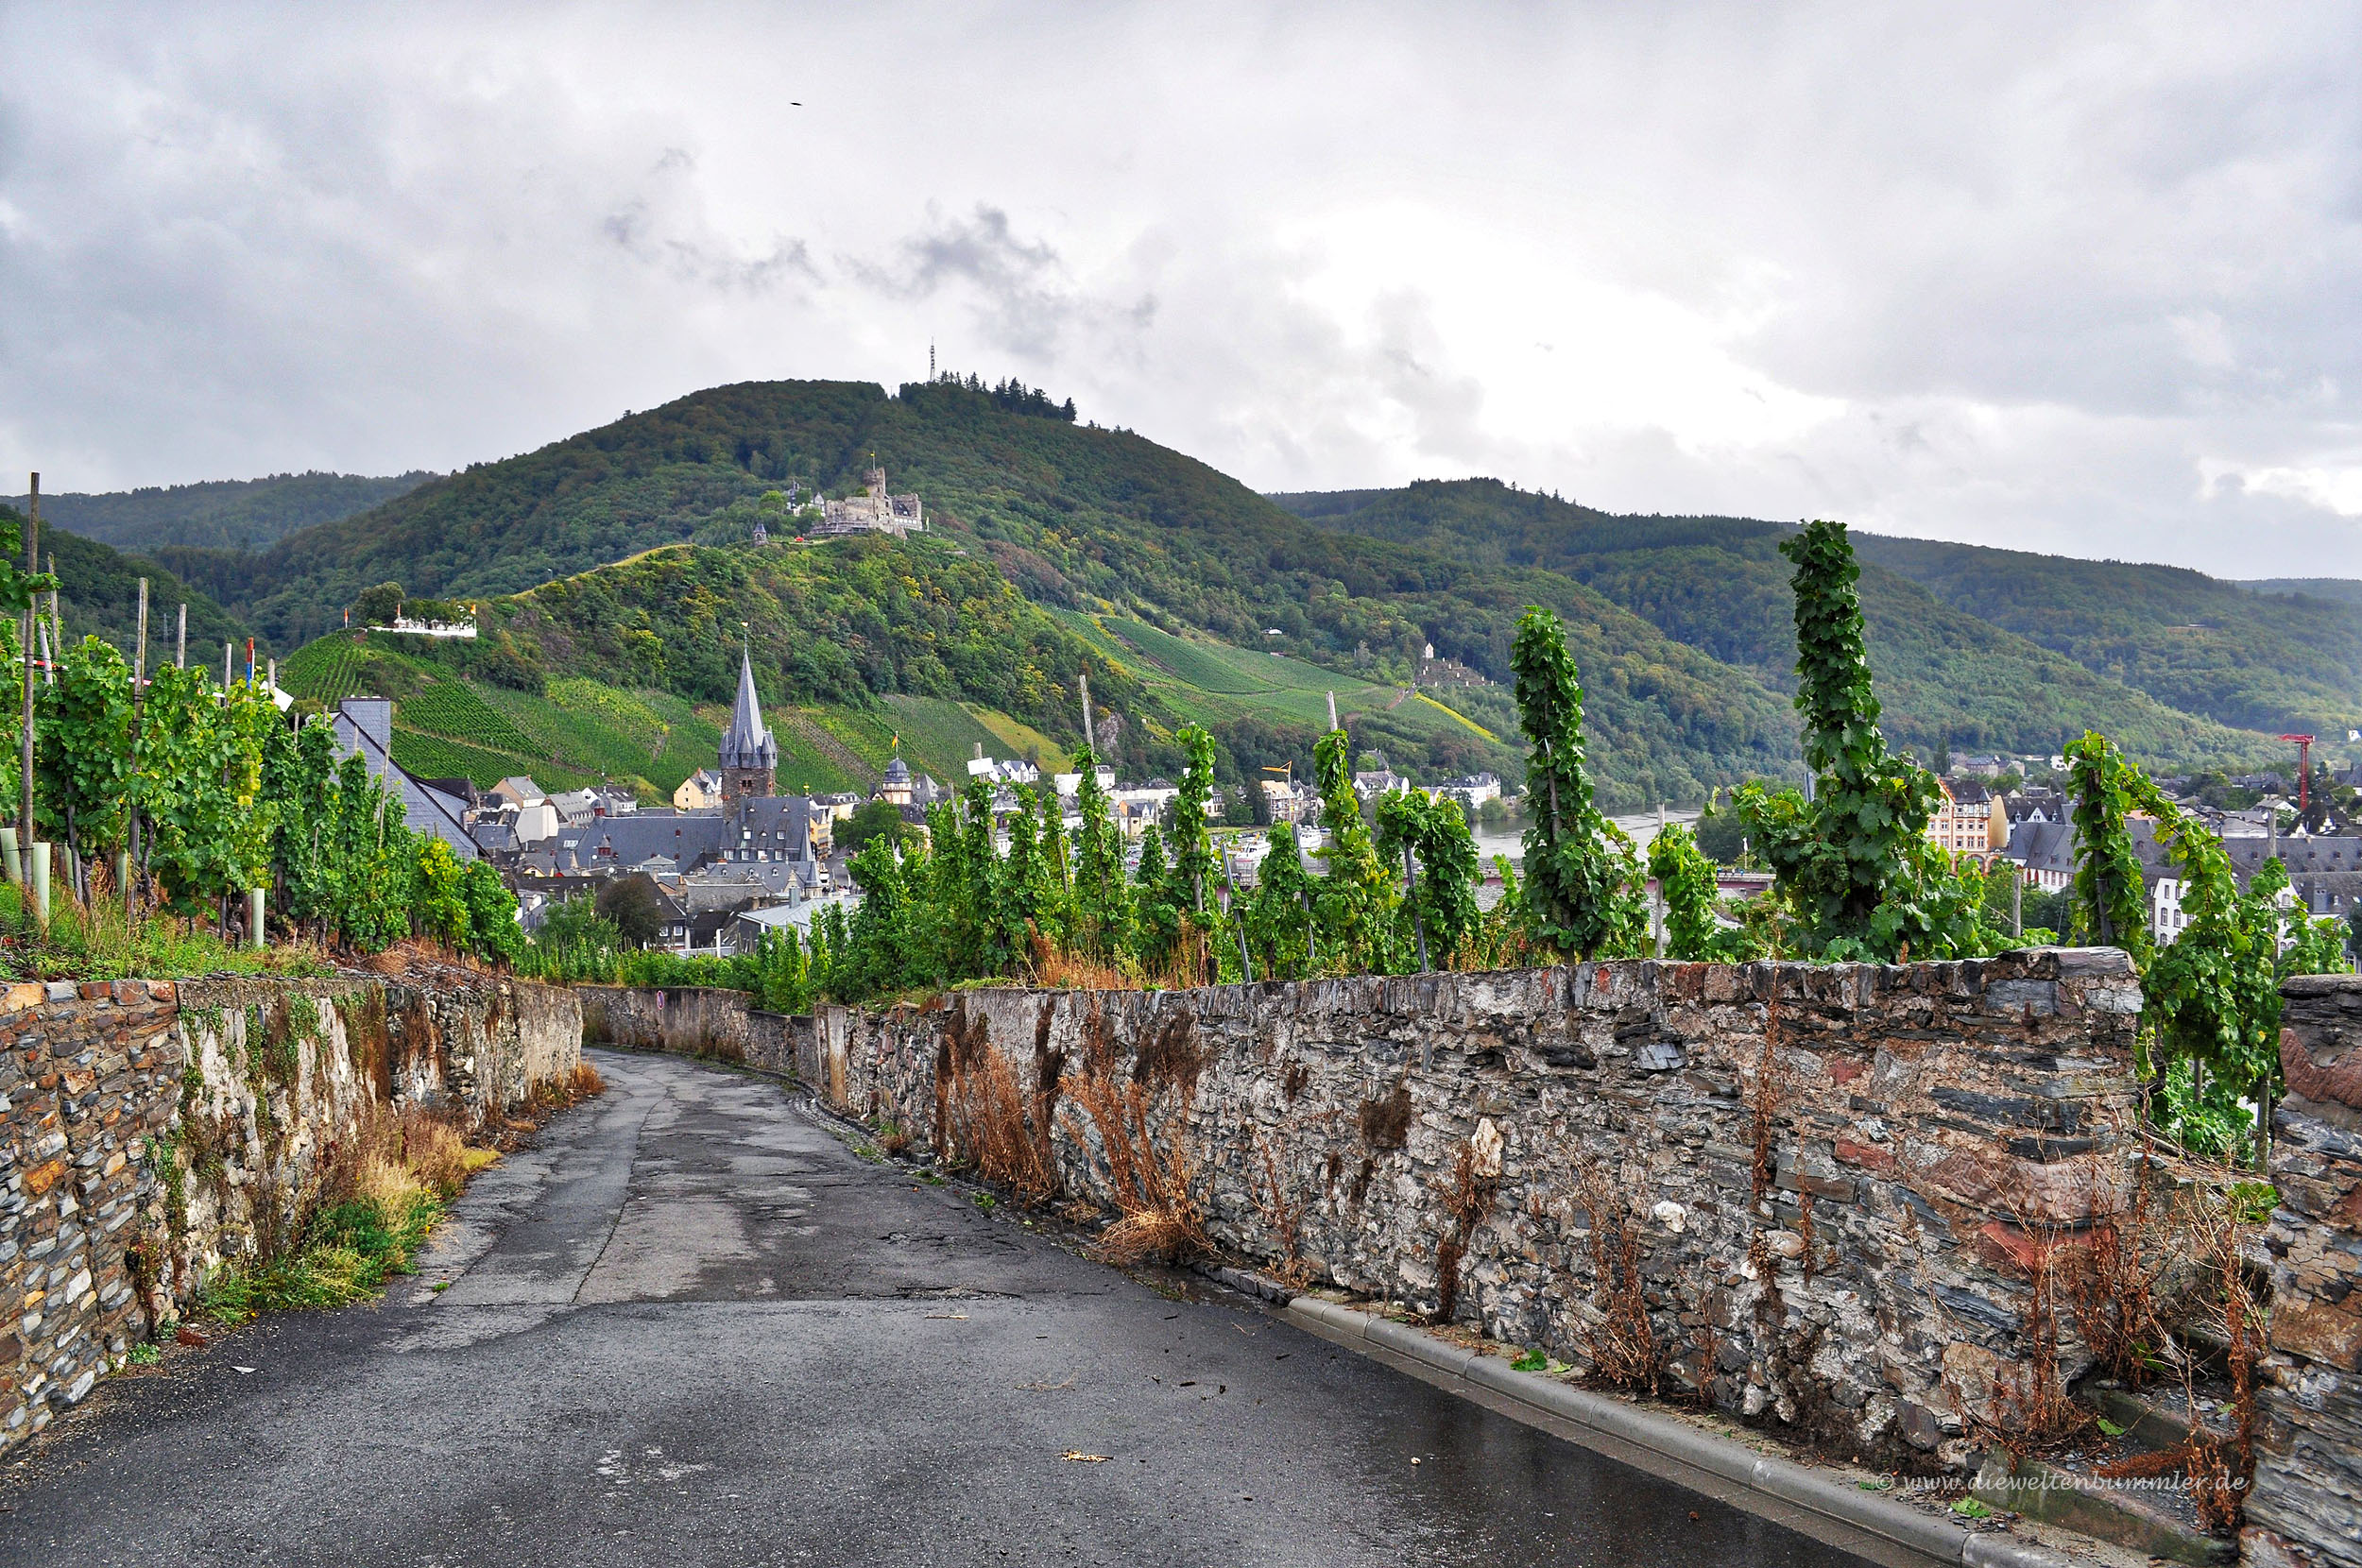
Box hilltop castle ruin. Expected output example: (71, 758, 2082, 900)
(817, 467, 923, 537)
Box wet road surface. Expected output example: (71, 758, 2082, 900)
(0, 1048, 1882, 1567)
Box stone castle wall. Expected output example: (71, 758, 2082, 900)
(768, 950, 2145, 1467)
(2251, 975, 2362, 1568)
(0, 975, 580, 1456)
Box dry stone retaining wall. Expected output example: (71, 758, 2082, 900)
(2251, 975, 2362, 1568)
(0, 974, 580, 1456)
(576, 982, 805, 1082)
(785, 950, 2146, 1468)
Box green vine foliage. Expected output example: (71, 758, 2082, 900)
(1376, 789, 1481, 968)
(1167, 725, 1221, 916)
(1734, 521, 1997, 961)
(2063, 732, 2156, 965)
(1132, 825, 1182, 975)
(1311, 726, 1401, 972)
(1069, 754, 1132, 960)
(1648, 824, 1735, 961)
(2064, 727, 2353, 1160)
(1165, 723, 1240, 982)
(1001, 784, 1065, 954)
(36, 636, 135, 861)
(1242, 824, 1317, 980)
(18, 621, 522, 962)
(842, 836, 912, 997)
(1511, 606, 1644, 959)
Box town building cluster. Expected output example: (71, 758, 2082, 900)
(1931, 758, 2362, 943)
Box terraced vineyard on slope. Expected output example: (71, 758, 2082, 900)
(1052, 610, 1512, 766)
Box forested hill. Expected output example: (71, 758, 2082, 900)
(1281, 480, 2276, 769)
(2241, 577, 2362, 607)
(1848, 534, 2362, 738)
(8, 471, 433, 554)
(0, 505, 255, 664)
(158, 379, 1804, 807)
(130, 378, 2287, 803)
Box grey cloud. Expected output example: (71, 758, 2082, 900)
(3, 4, 2360, 578)
(848, 204, 1077, 360)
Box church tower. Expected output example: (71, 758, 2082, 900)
(718, 648, 779, 801)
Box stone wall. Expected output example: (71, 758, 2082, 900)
(0, 974, 580, 1456)
(796, 950, 2146, 1468)
(578, 983, 806, 1082)
(2251, 976, 2362, 1568)
(578, 984, 750, 1062)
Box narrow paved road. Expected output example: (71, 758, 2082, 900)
(0, 1049, 1881, 1567)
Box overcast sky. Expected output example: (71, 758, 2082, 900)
(3, 2, 2359, 577)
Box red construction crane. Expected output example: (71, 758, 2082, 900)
(2280, 733, 2316, 815)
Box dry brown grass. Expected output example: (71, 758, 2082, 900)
(1573, 1157, 1661, 1394)
(521, 1061, 608, 1112)
(1026, 935, 1139, 993)
(1060, 1068, 1209, 1265)
(350, 937, 492, 979)
(944, 1044, 1060, 1204)
(2094, 1180, 2268, 1531)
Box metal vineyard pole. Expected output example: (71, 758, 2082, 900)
(126, 579, 147, 917)
(19, 475, 34, 880)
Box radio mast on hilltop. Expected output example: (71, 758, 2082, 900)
(929, 338, 935, 379)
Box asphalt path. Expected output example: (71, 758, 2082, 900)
(0, 1048, 1878, 1567)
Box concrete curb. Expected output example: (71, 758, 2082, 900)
(1282, 1298, 2084, 1568)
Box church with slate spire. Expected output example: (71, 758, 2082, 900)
(718, 649, 779, 801)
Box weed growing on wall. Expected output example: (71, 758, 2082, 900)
(1430, 1123, 1501, 1326)
(1571, 1157, 1659, 1394)
(190, 1067, 605, 1328)
(1059, 1067, 1208, 1266)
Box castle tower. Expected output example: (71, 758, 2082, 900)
(718, 648, 779, 801)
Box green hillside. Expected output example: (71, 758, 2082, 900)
(173, 377, 2301, 807)
(1850, 534, 2362, 744)
(282, 634, 661, 796)
(1281, 480, 2280, 772)
(2241, 578, 2362, 608)
(0, 503, 256, 666)
(9, 471, 432, 553)
(1052, 610, 1515, 775)
(163, 383, 886, 647)
(158, 380, 1799, 808)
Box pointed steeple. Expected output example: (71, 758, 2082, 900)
(717, 646, 778, 797)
